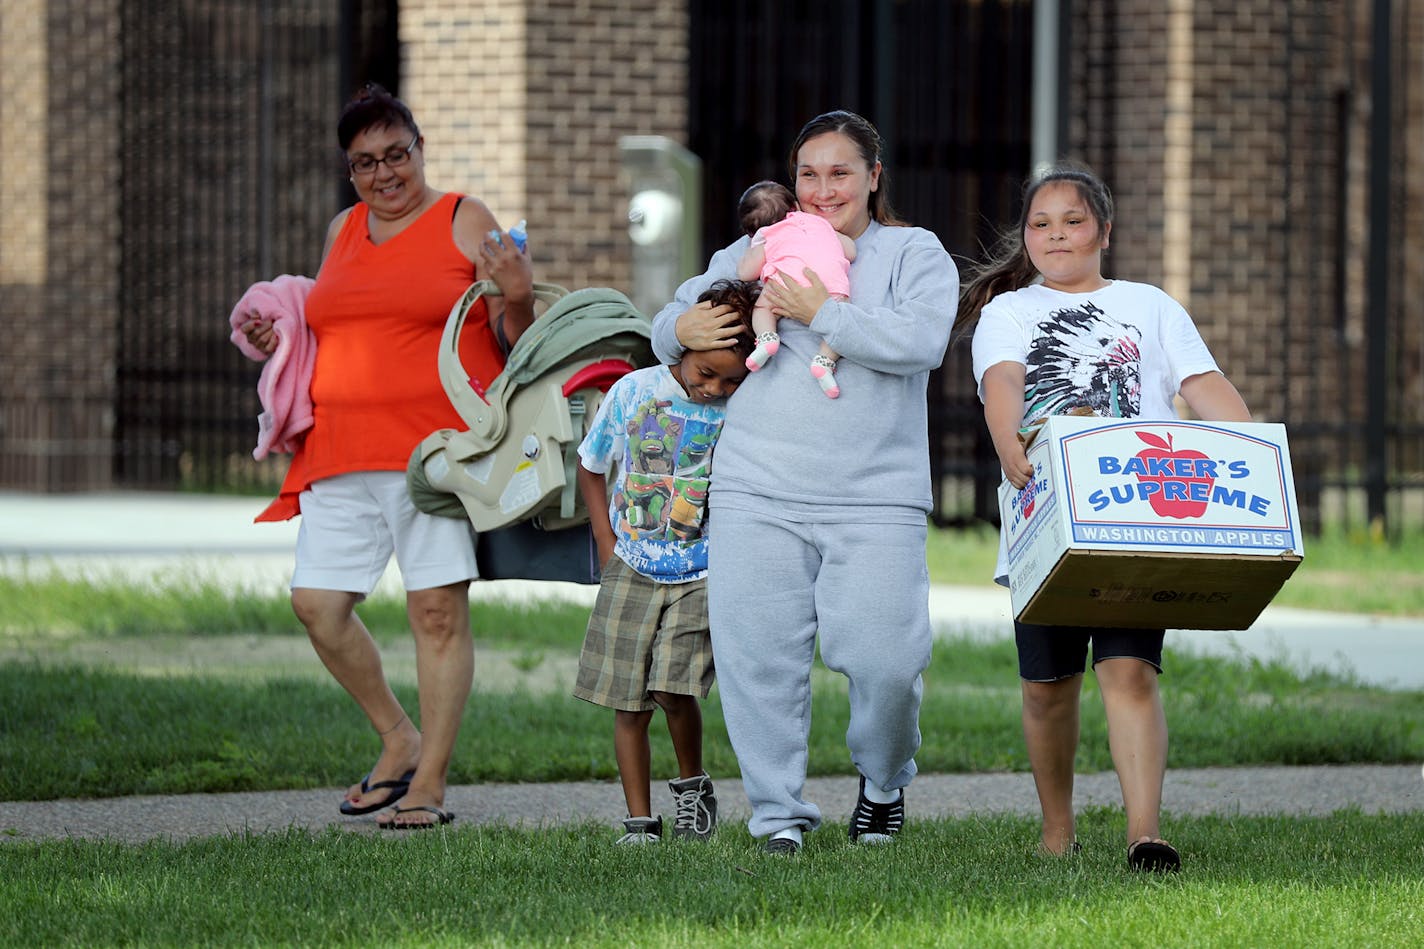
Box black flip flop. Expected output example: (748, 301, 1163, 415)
(378, 805, 456, 830)
(1128, 839, 1181, 873)
(339, 769, 416, 816)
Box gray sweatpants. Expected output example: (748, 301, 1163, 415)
(707, 507, 932, 838)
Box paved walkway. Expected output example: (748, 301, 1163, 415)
(3, 489, 1423, 689)
(1, 490, 1421, 844)
(2, 765, 1420, 844)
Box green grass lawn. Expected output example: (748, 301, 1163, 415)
(3, 812, 1421, 946)
(926, 524, 1424, 616)
(1, 572, 1420, 801)
(1, 529, 1420, 946)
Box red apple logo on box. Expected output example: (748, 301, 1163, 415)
(1134, 431, 1212, 519)
(1020, 476, 1039, 520)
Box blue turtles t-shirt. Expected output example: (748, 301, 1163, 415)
(577, 364, 726, 583)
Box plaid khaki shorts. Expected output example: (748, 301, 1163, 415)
(573, 555, 714, 712)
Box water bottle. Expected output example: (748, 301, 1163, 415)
(507, 219, 528, 252)
(487, 220, 528, 252)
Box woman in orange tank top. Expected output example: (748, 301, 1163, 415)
(236, 84, 533, 829)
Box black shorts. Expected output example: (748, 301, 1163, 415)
(1014, 621, 1165, 682)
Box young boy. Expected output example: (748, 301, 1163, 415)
(573, 279, 758, 844)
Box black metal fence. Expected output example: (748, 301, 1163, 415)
(688, 0, 1032, 526)
(100, 0, 1421, 534)
(687, 0, 1423, 534)
(113, 0, 397, 492)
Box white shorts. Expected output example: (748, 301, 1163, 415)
(291, 471, 478, 595)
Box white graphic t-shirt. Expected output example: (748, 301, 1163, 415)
(577, 364, 726, 583)
(971, 280, 1223, 583)
(972, 280, 1221, 426)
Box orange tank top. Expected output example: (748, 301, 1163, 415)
(259, 192, 500, 521)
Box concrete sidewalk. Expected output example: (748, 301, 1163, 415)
(3, 489, 1423, 689)
(1, 490, 1422, 846)
(2, 765, 1420, 845)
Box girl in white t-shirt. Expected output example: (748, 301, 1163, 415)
(955, 162, 1252, 873)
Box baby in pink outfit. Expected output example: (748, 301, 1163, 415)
(734, 181, 855, 398)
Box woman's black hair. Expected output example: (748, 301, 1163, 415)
(336, 82, 420, 150)
(786, 110, 905, 226)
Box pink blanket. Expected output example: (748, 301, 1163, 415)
(228, 274, 317, 460)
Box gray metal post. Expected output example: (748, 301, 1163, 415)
(1366, 0, 1391, 528)
(1031, 0, 1061, 172)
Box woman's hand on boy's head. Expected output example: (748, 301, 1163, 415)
(675, 301, 743, 350)
(764, 268, 829, 325)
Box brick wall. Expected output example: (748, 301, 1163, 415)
(1061, 0, 1424, 523)
(401, 0, 688, 292)
(1065, 1, 1170, 297)
(0, 0, 47, 287)
(3, 0, 1417, 501)
(1388, 1, 1424, 476)
(0, 0, 122, 490)
(1185, 1, 1302, 420)
(401, 0, 528, 226)
(524, 0, 689, 292)
(1065, 0, 1348, 421)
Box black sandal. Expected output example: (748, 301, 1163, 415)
(377, 805, 456, 830)
(338, 769, 415, 816)
(1128, 838, 1181, 873)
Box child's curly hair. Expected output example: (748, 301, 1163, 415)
(695, 279, 760, 360)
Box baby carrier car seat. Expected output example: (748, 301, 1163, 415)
(409, 280, 656, 538)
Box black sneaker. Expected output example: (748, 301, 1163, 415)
(614, 816, 663, 845)
(763, 836, 801, 855)
(668, 774, 717, 840)
(848, 775, 904, 844)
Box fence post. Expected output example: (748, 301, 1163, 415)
(1365, 0, 1391, 529)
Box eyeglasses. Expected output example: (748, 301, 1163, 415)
(348, 135, 419, 176)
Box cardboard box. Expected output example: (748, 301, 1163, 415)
(999, 415, 1304, 631)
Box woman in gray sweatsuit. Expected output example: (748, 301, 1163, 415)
(651, 110, 958, 854)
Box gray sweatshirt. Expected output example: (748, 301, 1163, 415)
(651, 221, 958, 515)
